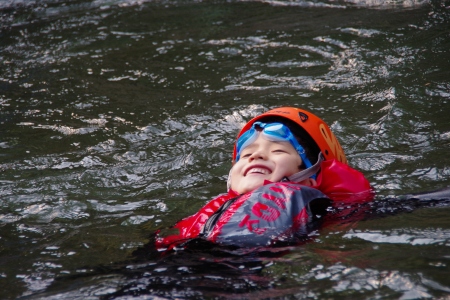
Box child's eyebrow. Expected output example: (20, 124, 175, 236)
(268, 140, 291, 145)
(241, 143, 258, 151)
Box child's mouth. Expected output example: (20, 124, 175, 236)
(245, 167, 271, 176)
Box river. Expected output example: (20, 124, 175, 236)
(1, 0, 450, 298)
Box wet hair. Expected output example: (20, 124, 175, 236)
(257, 116, 321, 168)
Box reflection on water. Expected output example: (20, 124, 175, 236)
(1, 0, 450, 298)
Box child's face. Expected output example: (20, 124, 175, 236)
(230, 133, 303, 194)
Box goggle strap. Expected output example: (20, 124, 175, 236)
(286, 153, 324, 182)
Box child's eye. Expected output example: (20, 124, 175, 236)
(241, 152, 252, 158)
(273, 149, 287, 153)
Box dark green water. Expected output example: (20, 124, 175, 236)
(1, 0, 450, 298)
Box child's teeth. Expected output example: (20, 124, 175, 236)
(249, 168, 269, 174)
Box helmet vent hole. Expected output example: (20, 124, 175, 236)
(325, 150, 329, 156)
(298, 112, 308, 122)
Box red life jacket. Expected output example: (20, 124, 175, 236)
(314, 159, 374, 203)
(155, 159, 373, 250)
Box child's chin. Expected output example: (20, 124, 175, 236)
(239, 179, 267, 194)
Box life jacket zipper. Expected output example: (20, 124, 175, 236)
(200, 196, 239, 237)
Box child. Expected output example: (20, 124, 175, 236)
(155, 107, 373, 249)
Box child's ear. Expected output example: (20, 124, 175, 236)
(303, 178, 316, 187)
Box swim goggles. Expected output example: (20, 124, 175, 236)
(235, 121, 313, 169)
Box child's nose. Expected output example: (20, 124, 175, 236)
(249, 149, 267, 161)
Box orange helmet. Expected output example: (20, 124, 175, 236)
(232, 107, 348, 164)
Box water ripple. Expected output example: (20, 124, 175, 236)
(344, 228, 450, 246)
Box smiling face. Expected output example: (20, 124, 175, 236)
(229, 133, 304, 194)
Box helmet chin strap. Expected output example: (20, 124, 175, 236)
(227, 167, 233, 192)
(283, 153, 324, 183)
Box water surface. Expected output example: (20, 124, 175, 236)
(1, 0, 450, 298)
